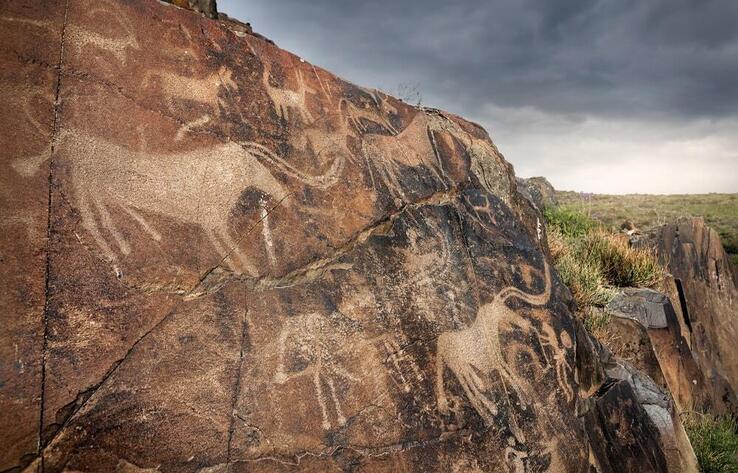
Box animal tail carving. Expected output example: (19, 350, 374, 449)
(497, 259, 551, 306)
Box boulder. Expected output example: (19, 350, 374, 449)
(516, 176, 558, 212)
(644, 218, 738, 415)
(0, 0, 696, 471)
(576, 326, 699, 473)
(604, 288, 719, 415)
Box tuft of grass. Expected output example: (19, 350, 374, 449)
(584, 307, 612, 333)
(547, 227, 616, 309)
(581, 230, 664, 288)
(545, 207, 664, 313)
(544, 206, 596, 238)
(684, 412, 738, 473)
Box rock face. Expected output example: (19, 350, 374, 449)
(0, 1, 695, 471)
(646, 218, 738, 416)
(604, 288, 716, 415)
(164, 0, 218, 19)
(516, 176, 558, 212)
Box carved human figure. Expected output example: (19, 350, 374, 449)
(273, 312, 364, 430)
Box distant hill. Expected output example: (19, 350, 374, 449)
(555, 191, 738, 266)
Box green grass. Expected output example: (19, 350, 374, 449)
(556, 192, 738, 259)
(545, 207, 664, 314)
(684, 412, 738, 473)
(543, 206, 597, 238)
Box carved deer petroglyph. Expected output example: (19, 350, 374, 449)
(435, 260, 553, 442)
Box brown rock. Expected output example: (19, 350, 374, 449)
(162, 0, 218, 19)
(516, 176, 558, 212)
(0, 0, 696, 471)
(604, 287, 727, 416)
(576, 327, 699, 473)
(645, 218, 738, 415)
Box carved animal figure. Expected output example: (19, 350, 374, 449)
(435, 260, 552, 441)
(262, 60, 316, 124)
(141, 66, 237, 110)
(65, 0, 140, 64)
(48, 129, 289, 276)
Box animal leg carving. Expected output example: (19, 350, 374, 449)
(92, 195, 130, 255)
(121, 205, 161, 241)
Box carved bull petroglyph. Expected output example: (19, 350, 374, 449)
(435, 260, 554, 441)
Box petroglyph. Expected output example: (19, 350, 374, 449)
(244, 140, 344, 190)
(261, 60, 316, 124)
(6, 91, 53, 177)
(435, 260, 553, 441)
(142, 66, 237, 111)
(382, 338, 423, 393)
(259, 197, 277, 268)
(361, 113, 450, 200)
(398, 219, 452, 292)
(175, 115, 211, 141)
(342, 97, 398, 136)
(66, 0, 140, 63)
(273, 312, 366, 430)
(46, 129, 290, 275)
(0, 15, 52, 29)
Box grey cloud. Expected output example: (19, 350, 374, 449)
(218, 0, 737, 193)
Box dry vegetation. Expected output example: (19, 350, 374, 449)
(544, 206, 665, 330)
(556, 191, 738, 267)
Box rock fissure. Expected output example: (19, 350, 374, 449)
(38, 2, 70, 472)
(187, 185, 464, 299)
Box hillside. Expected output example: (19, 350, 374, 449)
(556, 191, 738, 265)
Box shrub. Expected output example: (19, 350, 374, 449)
(544, 206, 597, 238)
(545, 207, 664, 313)
(547, 228, 616, 309)
(581, 231, 664, 288)
(684, 412, 738, 473)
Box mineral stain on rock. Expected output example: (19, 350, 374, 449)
(0, 0, 700, 472)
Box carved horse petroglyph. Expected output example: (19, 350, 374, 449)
(14, 129, 291, 276)
(435, 260, 553, 442)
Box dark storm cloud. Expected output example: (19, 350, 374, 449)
(219, 0, 738, 120)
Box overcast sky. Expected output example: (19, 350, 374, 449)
(219, 0, 738, 194)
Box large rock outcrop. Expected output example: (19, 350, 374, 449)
(645, 218, 738, 416)
(0, 1, 695, 471)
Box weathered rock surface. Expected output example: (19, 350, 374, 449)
(576, 326, 699, 473)
(604, 288, 716, 415)
(162, 0, 218, 19)
(0, 0, 697, 471)
(516, 176, 558, 213)
(645, 218, 738, 416)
